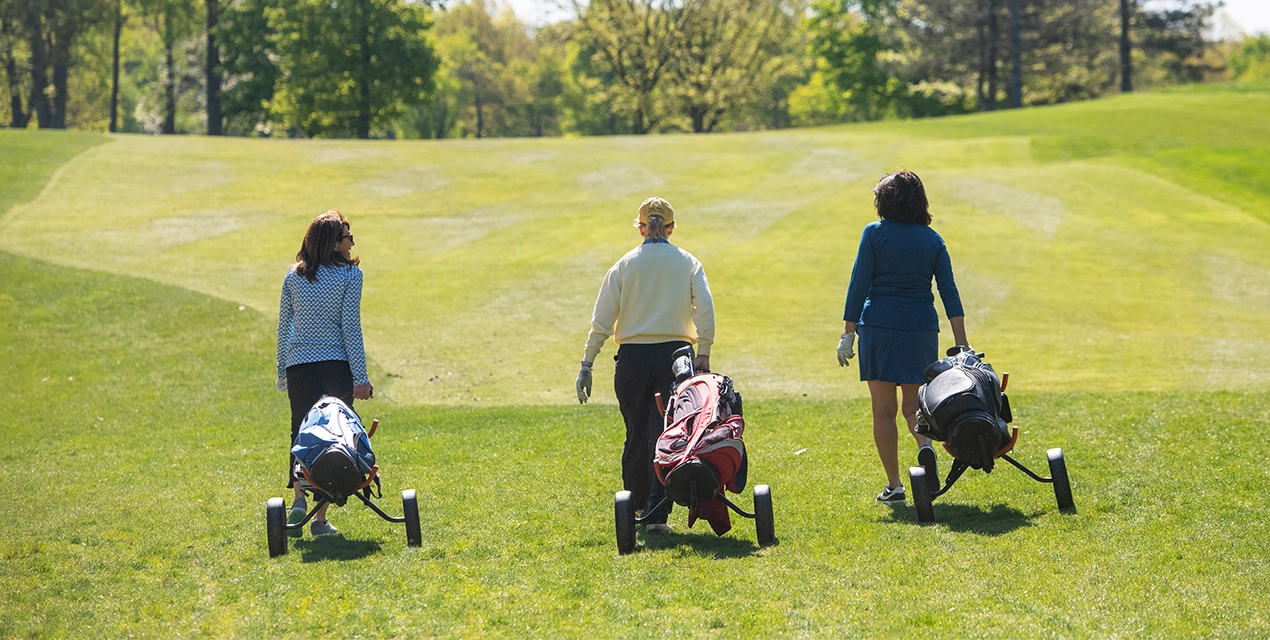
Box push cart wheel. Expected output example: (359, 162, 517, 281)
(1047, 448, 1075, 513)
(266, 497, 288, 557)
(909, 467, 935, 524)
(402, 489, 422, 547)
(615, 491, 636, 555)
(754, 484, 775, 546)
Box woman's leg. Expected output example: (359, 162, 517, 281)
(868, 380, 901, 489)
(900, 383, 930, 447)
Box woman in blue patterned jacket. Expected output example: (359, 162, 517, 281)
(838, 171, 969, 505)
(276, 210, 373, 537)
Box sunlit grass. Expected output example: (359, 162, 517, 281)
(3, 85, 1270, 636)
(2, 88, 1268, 403)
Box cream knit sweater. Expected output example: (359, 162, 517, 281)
(584, 241, 715, 364)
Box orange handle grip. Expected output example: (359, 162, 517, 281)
(368, 419, 379, 439)
(1000, 372, 1009, 393)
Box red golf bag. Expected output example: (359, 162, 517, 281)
(653, 367, 748, 536)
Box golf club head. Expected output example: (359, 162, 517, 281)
(671, 345, 695, 384)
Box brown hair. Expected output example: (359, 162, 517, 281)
(294, 210, 358, 282)
(873, 171, 932, 225)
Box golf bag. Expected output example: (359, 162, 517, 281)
(654, 360, 748, 536)
(291, 396, 378, 506)
(916, 349, 1013, 471)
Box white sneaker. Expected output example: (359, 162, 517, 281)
(645, 523, 672, 535)
(310, 519, 339, 536)
(876, 484, 905, 503)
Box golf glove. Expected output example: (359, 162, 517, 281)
(276, 376, 288, 392)
(576, 365, 593, 404)
(837, 331, 856, 367)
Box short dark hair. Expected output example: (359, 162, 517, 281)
(873, 171, 932, 225)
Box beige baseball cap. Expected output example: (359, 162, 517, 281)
(637, 197, 675, 225)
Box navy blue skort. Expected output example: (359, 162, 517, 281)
(857, 325, 939, 384)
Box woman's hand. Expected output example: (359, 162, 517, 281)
(694, 355, 710, 372)
(354, 383, 374, 400)
(576, 365, 593, 404)
(837, 332, 856, 367)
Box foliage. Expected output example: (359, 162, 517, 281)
(215, 0, 277, 135)
(265, 0, 437, 139)
(806, 0, 909, 121)
(668, 0, 806, 133)
(1228, 34, 1270, 83)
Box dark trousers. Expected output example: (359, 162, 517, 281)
(285, 359, 354, 487)
(614, 341, 688, 524)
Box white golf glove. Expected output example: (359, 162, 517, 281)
(275, 376, 288, 392)
(837, 331, 856, 367)
(576, 365, 593, 404)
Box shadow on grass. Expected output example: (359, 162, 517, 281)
(638, 529, 764, 558)
(882, 502, 1040, 536)
(293, 536, 382, 562)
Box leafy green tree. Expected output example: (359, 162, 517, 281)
(1229, 34, 1270, 83)
(267, 0, 438, 138)
(806, 0, 906, 121)
(215, 0, 277, 134)
(1, 0, 30, 126)
(137, 0, 199, 133)
(574, 0, 688, 133)
(668, 0, 805, 133)
(20, 0, 111, 128)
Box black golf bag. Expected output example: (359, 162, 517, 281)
(916, 349, 1014, 471)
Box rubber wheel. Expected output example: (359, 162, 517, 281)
(266, 497, 288, 557)
(402, 489, 422, 547)
(909, 467, 935, 524)
(615, 491, 636, 555)
(754, 484, 775, 546)
(1047, 448, 1076, 513)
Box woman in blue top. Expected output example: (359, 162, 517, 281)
(276, 210, 374, 536)
(838, 171, 969, 504)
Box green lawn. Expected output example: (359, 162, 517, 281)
(2, 85, 1269, 637)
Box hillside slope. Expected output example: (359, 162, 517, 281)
(2, 88, 1268, 404)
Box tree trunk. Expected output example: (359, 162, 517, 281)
(689, 106, 704, 133)
(48, 16, 73, 129)
(633, 106, 645, 135)
(474, 92, 484, 138)
(51, 49, 67, 128)
(206, 0, 222, 135)
(24, 8, 50, 128)
(1008, 0, 1022, 109)
(110, 1, 123, 133)
(2, 18, 27, 128)
(355, 0, 371, 139)
(986, 0, 999, 111)
(976, 21, 987, 110)
(163, 38, 176, 134)
(1119, 0, 1132, 92)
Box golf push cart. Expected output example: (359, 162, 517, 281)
(908, 346, 1075, 523)
(266, 396, 421, 557)
(614, 346, 775, 554)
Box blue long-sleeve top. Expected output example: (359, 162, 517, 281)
(843, 220, 964, 332)
(276, 263, 369, 385)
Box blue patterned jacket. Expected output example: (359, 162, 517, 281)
(276, 263, 369, 385)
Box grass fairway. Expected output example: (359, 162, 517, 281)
(3, 85, 1270, 637)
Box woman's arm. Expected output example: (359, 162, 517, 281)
(690, 260, 714, 369)
(949, 315, 969, 348)
(842, 226, 876, 327)
(341, 268, 372, 398)
(276, 274, 293, 384)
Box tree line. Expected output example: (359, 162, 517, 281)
(0, 0, 1257, 138)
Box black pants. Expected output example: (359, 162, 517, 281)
(614, 341, 688, 524)
(285, 359, 354, 487)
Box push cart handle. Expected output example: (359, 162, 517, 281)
(358, 465, 379, 490)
